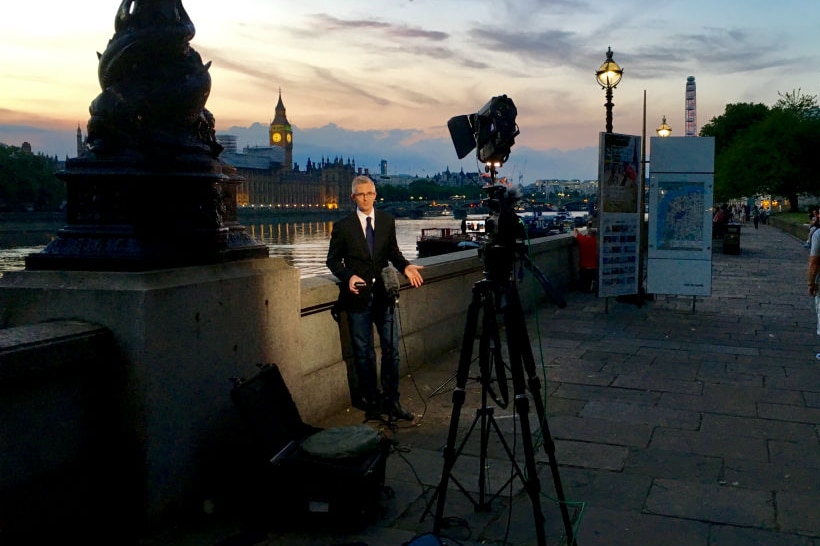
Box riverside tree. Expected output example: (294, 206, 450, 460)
(701, 90, 820, 211)
(0, 144, 65, 212)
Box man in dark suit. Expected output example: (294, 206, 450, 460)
(327, 175, 424, 422)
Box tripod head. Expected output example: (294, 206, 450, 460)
(478, 168, 526, 284)
(478, 167, 567, 309)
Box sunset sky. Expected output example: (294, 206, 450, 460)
(1, 0, 818, 180)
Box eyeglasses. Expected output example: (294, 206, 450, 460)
(353, 191, 377, 199)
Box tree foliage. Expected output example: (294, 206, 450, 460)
(700, 90, 820, 210)
(0, 145, 65, 211)
(774, 88, 818, 113)
(700, 102, 769, 155)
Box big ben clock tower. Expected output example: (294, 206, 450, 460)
(269, 88, 293, 170)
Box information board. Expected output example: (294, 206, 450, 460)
(646, 137, 715, 296)
(597, 132, 642, 298)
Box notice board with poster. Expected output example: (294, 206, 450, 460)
(597, 132, 642, 298)
(647, 136, 715, 297)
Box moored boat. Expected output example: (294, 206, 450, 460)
(416, 214, 486, 257)
(416, 227, 481, 257)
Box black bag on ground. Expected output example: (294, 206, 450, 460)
(230, 363, 389, 526)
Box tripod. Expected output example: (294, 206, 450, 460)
(427, 264, 576, 546)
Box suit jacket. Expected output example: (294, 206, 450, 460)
(326, 209, 410, 312)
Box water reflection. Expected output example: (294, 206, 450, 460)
(0, 217, 464, 278)
(247, 220, 337, 278)
(0, 246, 44, 275)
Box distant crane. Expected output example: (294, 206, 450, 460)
(685, 76, 697, 136)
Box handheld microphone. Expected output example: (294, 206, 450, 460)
(381, 266, 401, 303)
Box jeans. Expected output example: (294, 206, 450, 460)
(348, 298, 400, 408)
(815, 294, 820, 337)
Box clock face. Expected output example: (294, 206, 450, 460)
(286, 133, 292, 143)
(272, 133, 282, 143)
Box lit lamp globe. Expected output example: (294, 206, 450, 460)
(656, 116, 672, 137)
(595, 47, 623, 133)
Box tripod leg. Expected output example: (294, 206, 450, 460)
(506, 283, 576, 545)
(475, 290, 505, 511)
(501, 287, 548, 546)
(432, 284, 483, 534)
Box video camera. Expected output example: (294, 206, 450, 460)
(447, 94, 523, 282)
(447, 95, 519, 165)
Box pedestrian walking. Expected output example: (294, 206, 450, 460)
(805, 208, 819, 248)
(809, 226, 820, 359)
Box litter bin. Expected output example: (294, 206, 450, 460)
(724, 224, 740, 254)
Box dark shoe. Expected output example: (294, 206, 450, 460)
(385, 401, 414, 421)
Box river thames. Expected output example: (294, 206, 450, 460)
(0, 216, 465, 278)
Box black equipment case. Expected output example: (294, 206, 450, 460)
(230, 363, 389, 525)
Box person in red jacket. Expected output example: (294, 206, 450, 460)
(574, 228, 598, 293)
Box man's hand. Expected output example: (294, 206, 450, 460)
(404, 264, 424, 288)
(350, 275, 366, 294)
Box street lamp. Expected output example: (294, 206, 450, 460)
(595, 46, 623, 133)
(656, 115, 672, 137)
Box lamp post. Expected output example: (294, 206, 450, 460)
(595, 47, 623, 133)
(656, 115, 672, 137)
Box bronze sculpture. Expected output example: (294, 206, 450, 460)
(27, 0, 268, 271)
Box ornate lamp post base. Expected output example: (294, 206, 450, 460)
(26, 156, 268, 273)
(25, 0, 269, 272)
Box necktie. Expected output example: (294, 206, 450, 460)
(366, 216, 375, 256)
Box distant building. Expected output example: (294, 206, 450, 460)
(216, 90, 366, 211)
(434, 166, 481, 188)
(217, 134, 237, 154)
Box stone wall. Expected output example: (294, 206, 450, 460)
(0, 320, 129, 541)
(0, 232, 577, 536)
(767, 215, 811, 243)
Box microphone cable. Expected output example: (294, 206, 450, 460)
(384, 267, 429, 431)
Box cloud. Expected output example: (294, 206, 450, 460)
(310, 14, 449, 41)
(468, 27, 584, 67)
(611, 25, 800, 80)
(198, 47, 285, 84)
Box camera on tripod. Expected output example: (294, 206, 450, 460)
(447, 94, 524, 281)
(426, 96, 574, 546)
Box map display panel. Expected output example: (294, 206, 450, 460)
(655, 182, 706, 251)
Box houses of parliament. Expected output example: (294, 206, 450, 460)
(218, 91, 363, 211)
(75, 90, 362, 212)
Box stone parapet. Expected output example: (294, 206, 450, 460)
(0, 233, 577, 535)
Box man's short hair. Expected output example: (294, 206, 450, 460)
(351, 175, 374, 194)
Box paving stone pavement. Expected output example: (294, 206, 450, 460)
(155, 222, 819, 546)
